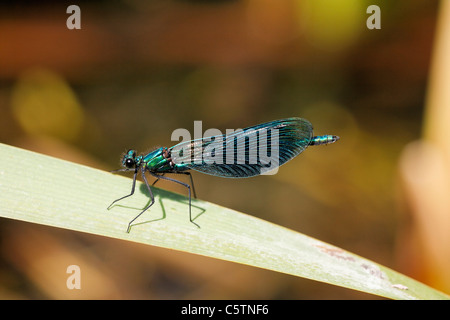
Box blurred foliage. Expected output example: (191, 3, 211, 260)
(0, 0, 446, 299)
(10, 68, 84, 141)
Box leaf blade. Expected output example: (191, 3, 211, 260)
(0, 143, 447, 299)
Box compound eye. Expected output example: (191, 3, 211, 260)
(125, 158, 135, 169)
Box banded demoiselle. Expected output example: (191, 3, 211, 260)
(109, 117, 339, 232)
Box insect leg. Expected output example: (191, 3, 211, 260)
(181, 172, 197, 199)
(151, 172, 196, 198)
(108, 168, 138, 210)
(149, 172, 200, 228)
(151, 173, 165, 187)
(127, 166, 155, 233)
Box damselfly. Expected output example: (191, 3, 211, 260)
(108, 118, 339, 232)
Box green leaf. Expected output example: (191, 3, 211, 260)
(0, 143, 448, 299)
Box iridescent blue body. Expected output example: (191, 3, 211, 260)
(109, 117, 339, 232)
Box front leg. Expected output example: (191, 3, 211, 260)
(107, 168, 138, 210)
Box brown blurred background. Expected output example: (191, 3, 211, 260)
(1, 0, 449, 299)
